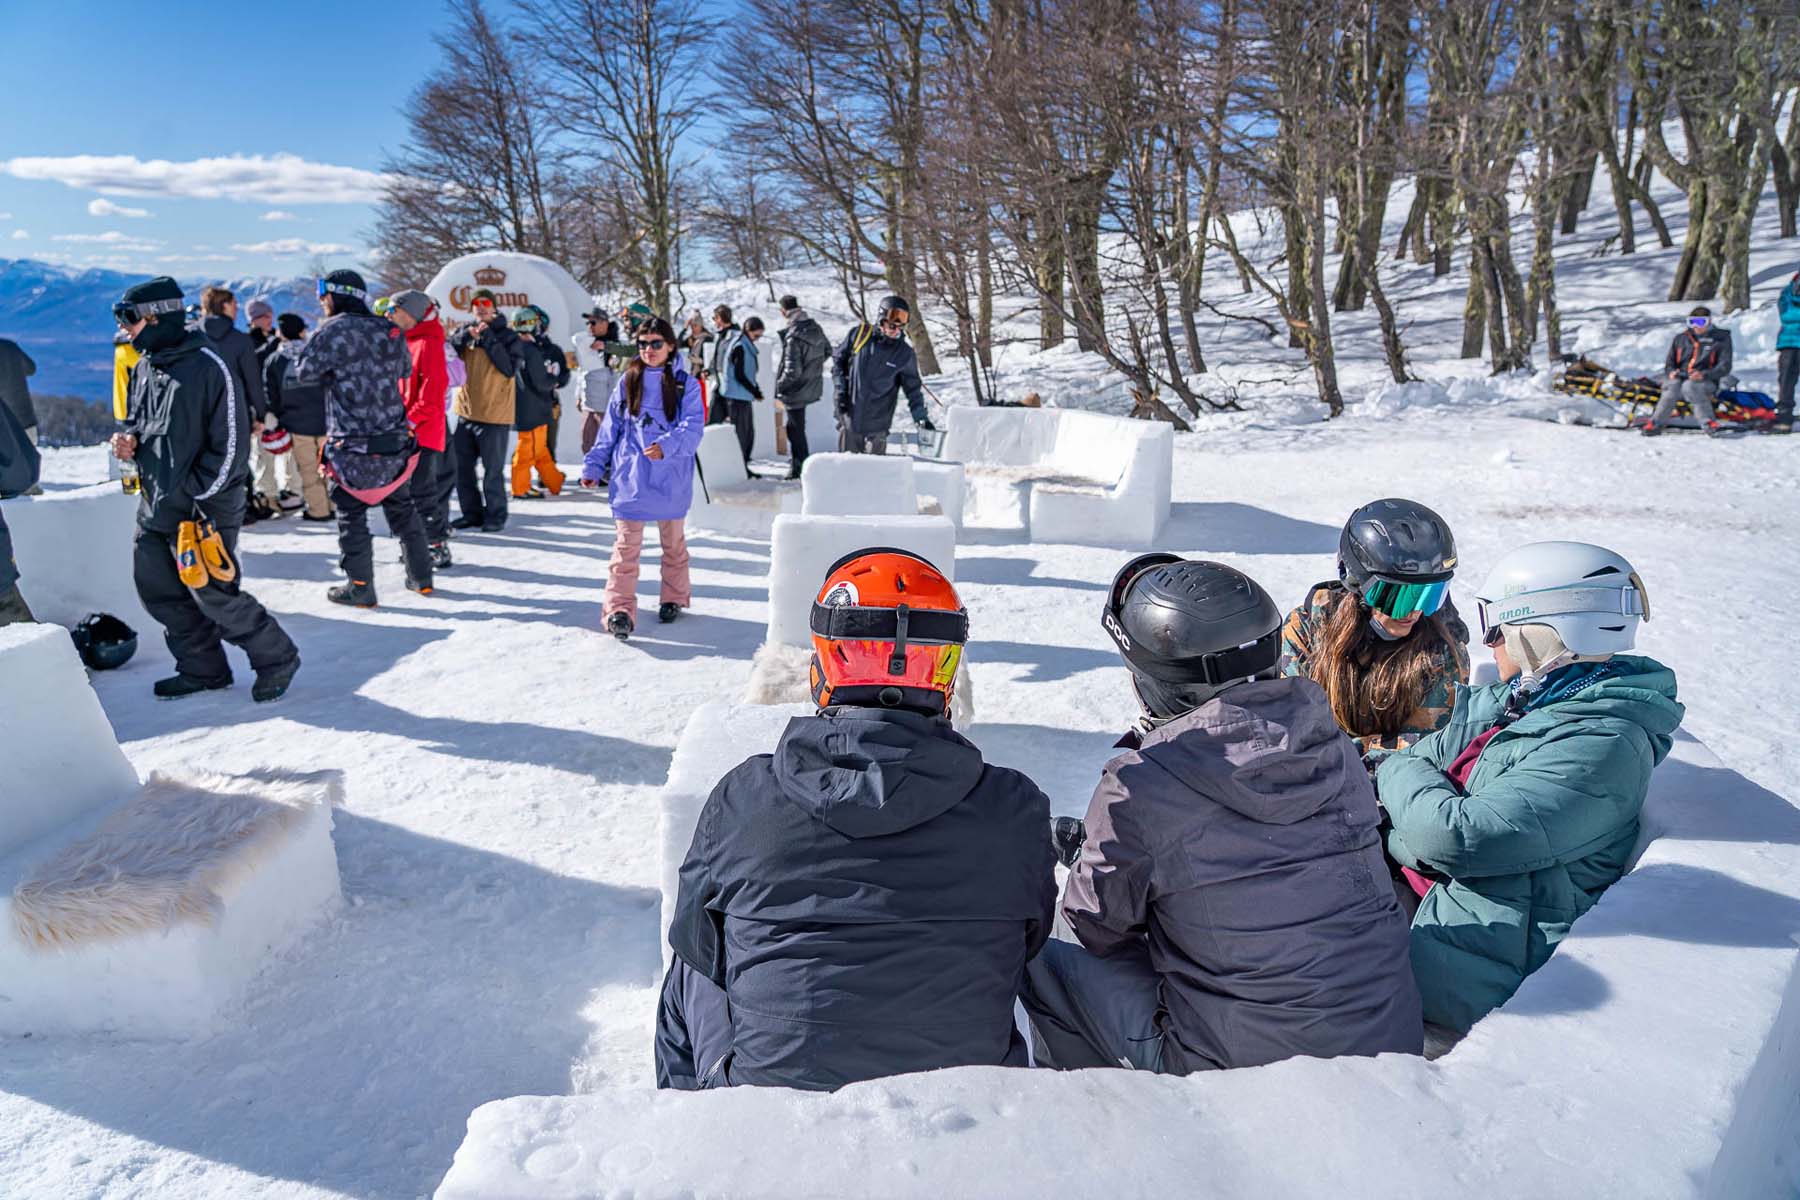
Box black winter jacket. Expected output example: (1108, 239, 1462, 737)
(513, 335, 568, 430)
(776, 315, 831, 408)
(202, 314, 270, 422)
(124, 330, 249, 532)
(0, 398, 40, 591)
(264, 345, 327, 437)
(0, 338, 37, 430)
(832, 324, 926, 437)
(667, 707, 1058, 1091)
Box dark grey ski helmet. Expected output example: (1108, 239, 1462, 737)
(1338, 498, 1456, 589)
(1102, 555, 1283, 718)
(71, 612, 138, 671)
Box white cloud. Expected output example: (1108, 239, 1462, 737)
(1, 153, 394, 205)
(52, 230, 164, 252)
(230, 237, 355, 256)
(87, 197, 151, 218)
(9, 230, 26, 240)
(158, 253, 236, 264)
(260, 210, 299, 222)
(0, 212, 10, 220)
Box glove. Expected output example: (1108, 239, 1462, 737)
(1050, 817, 1086, 868)
(916, 415, 936, 432)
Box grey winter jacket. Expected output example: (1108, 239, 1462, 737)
(123, 330, 249, 532)
(1064, 677, 1424, 1072)
(666, 706, 1058, 1091)
(202, 314, 270, 422)
(0, 397, 40, 591)
(776, 313, 831, 408)
(1664, 325, 1732, 382)
(0, 338, 37, 431)
(833, 324, 926, 438)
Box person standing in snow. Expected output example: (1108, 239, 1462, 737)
(109, 276, 300, 702)
(1776, 271, 1800, 434)
(1376, 542, 1682, 1033)
(774, 295, 830, 479)
(832, 294, 933, 455)
(580, 317, 703, 639)
(716, 314, 764, 466)
(387, 291, 454, 568)
(0, 394, 41, 625)
(657, 548, 1057, 1091)
(1280, 498, 1470, 761)
(247, 299, 278, 367)
(293, 269, 432, 606)
(449, 288, 521, 531)
(576, 310, 628, 454)
(0, 335, 39, 453)
(1023, 555, 1422, 1074)
(199, 287, 279, 523)
(1642, 307, 1732, 437)
(508, 305, 567, 500)
(704, 305, 739, 427)
(264, 313, 332, 522)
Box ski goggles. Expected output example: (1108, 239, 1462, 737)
(113, 296, 184, 326)
(372, 296, 394, 317)
(512, 311, 543, 333)
(1362, 577, 1450, 620)
(1475, 577, 1649, 642)
(316, 278, 370, 303)
(1687, 317, 1711, 329)
(879, 309, 910, 330)
(1102, 552, 1280, 685)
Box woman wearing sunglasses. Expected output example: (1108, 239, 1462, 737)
(1375, 542, 1682, 1033)
(579, 317, 703, 640)
(1279, 498, 1470, 759)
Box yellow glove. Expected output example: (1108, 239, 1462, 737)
(195, 515, 237, 584)
(175, 520, 207, 589)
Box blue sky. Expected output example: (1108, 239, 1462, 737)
(0, 1, 461, 280)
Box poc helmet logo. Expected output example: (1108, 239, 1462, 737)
(1102, 609, 1133, 653)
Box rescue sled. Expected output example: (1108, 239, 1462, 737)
(1553, 355, 1777, 430)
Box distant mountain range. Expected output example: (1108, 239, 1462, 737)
(0, 259, 322, 402)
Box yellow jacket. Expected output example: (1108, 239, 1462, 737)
(113, 341, 141, 420)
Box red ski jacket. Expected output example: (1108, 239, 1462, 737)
(402, 317, 449, 451)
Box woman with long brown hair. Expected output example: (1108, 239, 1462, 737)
(1279, 498, 1469, 757)
(579, 315, 705, 640)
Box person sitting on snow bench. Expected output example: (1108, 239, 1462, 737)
(656, 548, 1057, 1091)
(1376, 542, 1683, 1033)
(1642, 307, 1732, 438)
(1023, 555, 1423, 1074)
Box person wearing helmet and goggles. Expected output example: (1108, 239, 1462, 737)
(1022, 555, 1422, 1076)
(1376, 541, 1684, 1033)
(656, 548, 1057, 1092)
(1280, 498, 1471, 759)
(831, 294, 933, 454)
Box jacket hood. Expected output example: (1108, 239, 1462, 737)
(406, 317, 445, 345)
(1512, 655, 1684, 745)
(1137, 677, 1361, 825)
(773, 708, 985, 838)
(148, 328, 214, 364)
(201, 314, 239, 340)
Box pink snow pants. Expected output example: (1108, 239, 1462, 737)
(604, 518, 691, 621)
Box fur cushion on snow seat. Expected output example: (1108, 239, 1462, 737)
(10, 770, 341, 949)
(744, 640, 976, 727)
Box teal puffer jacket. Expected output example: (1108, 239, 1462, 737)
(1375, 656, 1683, 1031)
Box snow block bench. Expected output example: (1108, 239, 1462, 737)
(685, 424, 800, 538)
(940, 406, 1172, 547)
(0, 624, 340, 1038)
(442, 731, 1800, 1199)
(912, 458, 965, 529)
(800, 452, 918, 516)
(0, 483, 151, 629)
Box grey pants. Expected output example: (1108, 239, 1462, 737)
(0, 582, 33, 626)
(1652, 378, 1717, 425)
(1020, 937, 1168, 1072)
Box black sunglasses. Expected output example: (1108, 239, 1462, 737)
(637, 339, 667, 351)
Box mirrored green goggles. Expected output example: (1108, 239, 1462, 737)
(1362, 577, 1448, 620)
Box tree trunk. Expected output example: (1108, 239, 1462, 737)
(977, 233, 994, 370)
(1462, 238, 1487, 360)
(1036, 226, 1065, 349)
(1065, 183, 1107, 354)
(1304, 190, 1343, 417)
(1720, 131, 1773, 313)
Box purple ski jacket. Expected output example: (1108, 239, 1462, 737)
(581, 365, 705, 522)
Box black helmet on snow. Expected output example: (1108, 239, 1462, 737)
(1337, 498, 1456, 590)
(1101, 555, 1283, 720)
(71, 612, 138, 671)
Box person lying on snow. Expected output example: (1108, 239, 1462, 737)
(656, 548, 1057, 1091)
(1023, 555, 1423, 1074)
(1376, 542, 1683, 1033)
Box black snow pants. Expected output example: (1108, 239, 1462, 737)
(332, 478, 432, 588)
(454, 419, 511, 528)
(654, 958, 735, 1090)
(133, 521, 297, 684)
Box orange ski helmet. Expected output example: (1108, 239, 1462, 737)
(809, 547, 968, 716)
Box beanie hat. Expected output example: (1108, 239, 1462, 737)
(322, 268, 371, 316)
(247, 299, 274, 321)
(277, 312, 307, 339)
(121, 277, 189, 352)
(1689, 305, 1712, 318)
(391, 290, 436, 322)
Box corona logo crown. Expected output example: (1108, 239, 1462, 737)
(473, 265, 507, 286)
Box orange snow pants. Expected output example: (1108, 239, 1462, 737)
(511, 425, 564, 496)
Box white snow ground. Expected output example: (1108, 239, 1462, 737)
(4, 143, 1800, 1197)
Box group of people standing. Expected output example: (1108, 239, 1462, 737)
(656, 501, 1683, 1088)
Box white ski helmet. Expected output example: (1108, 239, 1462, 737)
(1474, 541, 1649, 657)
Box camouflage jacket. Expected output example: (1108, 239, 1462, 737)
(294, 311, 415, 491)
(1278, 581, 1471, 757)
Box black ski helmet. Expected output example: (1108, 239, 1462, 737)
(876, 295, 911, 328)
(1101, 554, 1283, 719)
(70, 612, 138, 671)
(1337, 498, 1456, 590)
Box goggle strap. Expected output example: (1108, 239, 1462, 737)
(810, 602, 968, 646)
(123, 297, 185, 319)
(1478, 583, 1646, 632)
(1122, 629, 1281, 687)
(889, 605, 910, 674)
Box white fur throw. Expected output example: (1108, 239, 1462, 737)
(11, 770, 339, 949)
(744, 640, 976, 727)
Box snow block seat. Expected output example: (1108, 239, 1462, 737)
(800, 452, 918, 516)
(686, 424, 800, 538)
(0, 483, 151, 629)
(911, 458, 966, 529)
(0, 625, 341, 1038)
(939, 406, 1172, 547)
(441, 731, 1800, 1199)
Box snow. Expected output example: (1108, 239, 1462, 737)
(799, 450, 918, 515)
(912, 457, 966, 528)
(2, 483, 151, 630)
(0, 622, 136, 853)
(686, 424, 801, 536)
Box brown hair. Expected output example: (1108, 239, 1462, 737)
(622, 316, 683, 423)
(713, 304, 733, 325)
(1314, 588, 1454, 740)
(201, 286, 235, 316)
